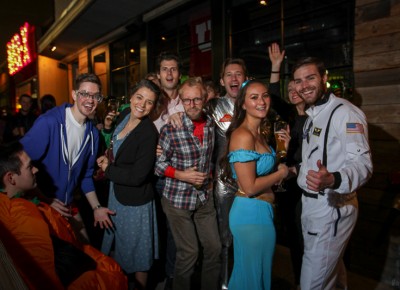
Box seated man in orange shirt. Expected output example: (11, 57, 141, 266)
(0, 141, 127, 290)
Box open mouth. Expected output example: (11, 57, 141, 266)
(83, 103, 94, 111)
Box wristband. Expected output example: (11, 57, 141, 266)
(271, 71, 280, 73)
(93, 204, 102, 210)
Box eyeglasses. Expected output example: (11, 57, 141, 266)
(181, 97, 203, 105)
(76, 90, 103, 102)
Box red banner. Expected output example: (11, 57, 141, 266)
(189, 16, 212, 77)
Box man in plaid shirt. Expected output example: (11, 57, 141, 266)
(155, 77, 221, 290)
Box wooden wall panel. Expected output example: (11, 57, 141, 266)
(362, 104, 400, 123)
(354, 67, 400, 87)
(356, 0, 379, 7)
(391, 2, 400, 16)
(355, 15, 400, 40)
(355, 0, 391, 24)
(354, 50, 400, 72)
(353, 33, 400, 57)
(355, 85, 400, 105)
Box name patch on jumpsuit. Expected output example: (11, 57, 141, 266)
(313, 127, 322, 136)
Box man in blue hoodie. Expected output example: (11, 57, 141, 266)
(21, 73, 114, 240)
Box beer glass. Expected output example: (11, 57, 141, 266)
(274, 121, 288, 192)
(107, 98, 120, 114)
(274, 121, 288, 160)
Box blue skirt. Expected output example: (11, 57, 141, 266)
(228, 197, 275, 290)
(101, 184, 159, 273)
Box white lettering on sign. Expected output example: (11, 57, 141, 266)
(195, 20, 211, 52)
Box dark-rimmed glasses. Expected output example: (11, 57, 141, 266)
(181, 97, 203, 105)
(76, 90, 103, 102)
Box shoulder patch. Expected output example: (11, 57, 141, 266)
(346, 123, 364, 134)
(219, 114, 232, 122)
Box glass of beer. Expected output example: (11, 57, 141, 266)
(107, 98, 120, 114)
(274, 120, 288, 192)
(274, 121, 288, 160)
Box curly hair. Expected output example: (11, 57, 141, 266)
(219, 80, 272, 184)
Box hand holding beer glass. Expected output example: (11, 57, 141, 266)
(274, 121, 288, 192)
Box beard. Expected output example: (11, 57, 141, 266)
(299, 79, 326, 105)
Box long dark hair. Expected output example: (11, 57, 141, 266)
(220, 79, 272, 183)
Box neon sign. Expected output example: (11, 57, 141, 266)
(7, 22, 36, 75)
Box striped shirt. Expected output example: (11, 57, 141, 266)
(155, 113, 215, 210)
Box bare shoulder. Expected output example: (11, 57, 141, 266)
(230, 127, 255, 151)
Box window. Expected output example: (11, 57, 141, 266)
(231, 0, 355, 86)
(110, 34, 140, 102)
(148, 1, 212, 78)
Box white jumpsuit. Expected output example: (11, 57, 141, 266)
(297, 94, 373, 290)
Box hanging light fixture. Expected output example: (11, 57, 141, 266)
(260, 0, 268, 6)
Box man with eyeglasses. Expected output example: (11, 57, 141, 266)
(20, 73, 115, 243)
(155, 77, 221, 290)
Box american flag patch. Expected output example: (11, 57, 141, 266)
(346, 123, 364, 134)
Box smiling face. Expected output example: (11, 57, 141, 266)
(293, 64, 327, 106)
(130, 87, 157, 119)
(72, 81, 101, 122)
(287, 80, 304, 106)
(242, 82, 270, 120)
(220, 63, 246, 100)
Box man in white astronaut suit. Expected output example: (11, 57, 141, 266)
(292, 56, 373, 290)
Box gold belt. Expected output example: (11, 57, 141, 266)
(235, 189, 274, 204)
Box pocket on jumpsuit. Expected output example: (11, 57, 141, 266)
(304, 229, 321, 254)
(303, 216, 323, 254)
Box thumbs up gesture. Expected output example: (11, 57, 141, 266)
(306, 160, 335, 192)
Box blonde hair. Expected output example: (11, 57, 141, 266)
(178, 77, 207, 100)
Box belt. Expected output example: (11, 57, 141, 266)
(303, 191, 326, 199)
(235, 189, 274, 204)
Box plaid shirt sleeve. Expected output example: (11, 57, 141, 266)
(155, 125, 172, 177)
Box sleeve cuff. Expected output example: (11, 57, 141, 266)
(332, 172, 342, 189)
(164, 166, 176, 178)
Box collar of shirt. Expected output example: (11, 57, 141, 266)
(306, 93, 336, 119)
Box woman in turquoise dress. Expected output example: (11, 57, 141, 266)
(220, 79, 291, 290)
